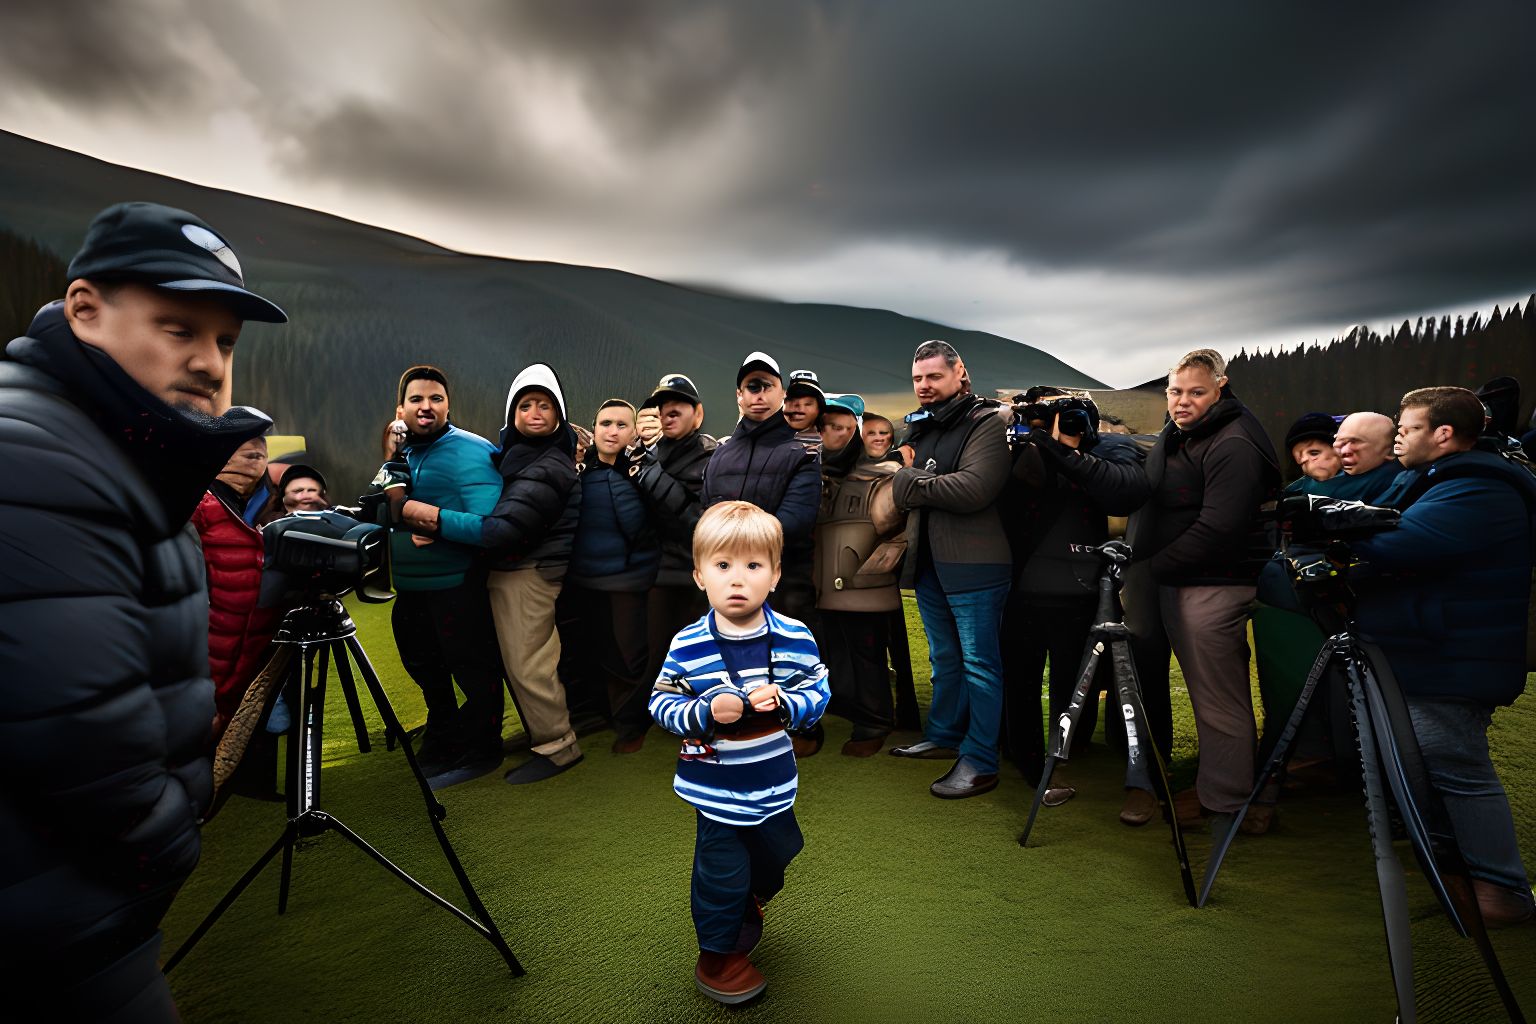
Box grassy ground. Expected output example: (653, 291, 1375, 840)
(163, 597, 1536, 1023)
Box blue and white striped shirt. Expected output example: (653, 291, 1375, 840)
(648, 606, 830, 825)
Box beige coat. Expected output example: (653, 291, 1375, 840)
(814, 460, 906, 612)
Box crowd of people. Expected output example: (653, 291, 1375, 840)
(4, 201, 1534, 1018)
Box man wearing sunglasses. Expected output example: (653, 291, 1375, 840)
(701, 352, 826, 754)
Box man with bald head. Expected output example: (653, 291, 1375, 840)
(1329, 411, 1401, 502)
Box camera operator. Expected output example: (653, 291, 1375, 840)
(1347, 387, 1535, 927)
(1125, 349, 1279, 832)
(1000, 388, 1152, 823)
(0, 203, 282, 1021)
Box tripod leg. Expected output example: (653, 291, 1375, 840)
(343, 635, 521, 972)
(888, 607, 921, 732)
(163, 823, 297, 975)
(277, 646, 312, 914)
(1110, 638, 1198, 907)
(1357, 658, 1526, 1023)
(1019, 641, 1104, 847)
(1348, 671, 1418, 1024)
(331, 640, 373, 753)
(315, 812, 523, 975)
(1198, 638, 1337, 908)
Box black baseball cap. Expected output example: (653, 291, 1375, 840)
(641, 373, 701, 409)
(1285, 412, 1339, 449)
(277, 463, 328, 494)
(786, 369, 826, 408)
(737, 350, 782, 386)
(67, 202, 287, 323)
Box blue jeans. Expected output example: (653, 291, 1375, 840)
(691, 808, 804, 952)
(915, 569, 1010, 774)
(1406, 698, 1531, 894)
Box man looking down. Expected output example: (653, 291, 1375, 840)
(0, 202, 282, 1022)
(1329, 411, 1402, 502)
(1352, 387, 1536, 927)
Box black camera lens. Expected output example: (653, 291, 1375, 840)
(1058, 408, 1092, 436)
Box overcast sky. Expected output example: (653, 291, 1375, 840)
(2, 0, 1532, 386)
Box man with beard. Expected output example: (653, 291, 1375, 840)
(0, 203, 282, 1022)
(889, 341, 1013, 798)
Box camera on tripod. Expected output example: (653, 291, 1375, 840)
(1259, 493, 1401, 622)
(257, 509, 394, 608)
(1007, 389, 1097, 447)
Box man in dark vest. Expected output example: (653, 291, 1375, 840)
(889, 340, 1013, 798)
(624, 373, 717, 753)
(700, 351, 824, 752)
(0, 202, 283, 1021)
(1351, 387, 1535, 927)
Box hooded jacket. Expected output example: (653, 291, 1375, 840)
(569, 450, 660, 591)
(891, 393, 1013, 591)
(1352, 449, 1536, 705)
(701, 411, 821, 563)
(630, 429, 717, 586)
(0, 302, 268, 979)
(1127, 386, 1279, 586)
(483, 364, 581, 581)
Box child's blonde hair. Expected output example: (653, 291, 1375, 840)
(693, 501, 784, 569)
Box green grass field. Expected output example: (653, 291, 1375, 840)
(162, 597, 1536, 1023)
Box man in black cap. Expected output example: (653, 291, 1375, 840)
(1282, 412, 1343, 494)
(0, 202, 283, 1021)
(784, 369, 827, 448)
(622, 373, 718, 753)
(701, 352, 825, 753)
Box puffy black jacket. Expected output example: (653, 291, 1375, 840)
(569, 454, 660, 590)
(0, 305, 268, 981)
(485, 424, 581, 581)
(701, 412, 821, 564)
(630, 430, 716, 587)
(1127, 387, 1279, 585)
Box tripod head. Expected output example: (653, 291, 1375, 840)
(272, 596, 358, 645)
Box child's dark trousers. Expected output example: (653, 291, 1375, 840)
(691, 807, 804, 952)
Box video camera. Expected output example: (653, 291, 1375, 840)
(257, 509, 394, 608)
(1008, 389, 1097, 447)
(1262, 492, 1401, 544)
(1259, 494, 1401, 622)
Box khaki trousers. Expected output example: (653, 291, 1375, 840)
(1160, 584, 1256, 813)
(488, 568, 581, 765)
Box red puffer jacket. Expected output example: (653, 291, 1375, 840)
(192, 490, 284, 727)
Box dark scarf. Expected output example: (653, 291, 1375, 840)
(9, 302, 270, 526)
(498, 421, 575, 477)
(821, 434, 866, 479)
(903, 391, 983, 448)
(730, 409, 795, 445)
(582, 445, 635, 476)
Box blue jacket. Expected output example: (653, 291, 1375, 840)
(1283, 458, 1400, 503)
(1352, 449, 1536, 705)
(569, 457, 661, 590)
(649, 607, 830, 825)
(392, 424, 502, 590)
(701, 411, 822, 564)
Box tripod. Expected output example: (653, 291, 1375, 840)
(1017, 541, 1198, 908)
(163, 598, 523, 977)
(1198, 624, 1523, 1023)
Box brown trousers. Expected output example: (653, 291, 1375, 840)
(1160, 584, 1257, 813)
(488, 568, 582, 765)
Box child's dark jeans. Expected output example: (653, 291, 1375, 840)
(691, 807, 804, 952)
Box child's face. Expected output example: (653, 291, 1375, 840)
(863, 420, 893, 457)
(694, 547, 782, 626)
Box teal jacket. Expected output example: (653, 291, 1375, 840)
(392, 424, 501, 590)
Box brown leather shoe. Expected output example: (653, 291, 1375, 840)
(841, 737, 886, 757)
(611, 731, 645, 754)
(696, 950, 766, 1004)
(1173, 787, 1208, 829)
(1473, 879, 1536, 928)
(791, 734, 823, 757)
(1239, 804, 1275, 835)
(890, 741, 960, 759)
(1120, 787, 1157, 826)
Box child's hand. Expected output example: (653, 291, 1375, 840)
(710, 692, 747, 724)
(747, 684, 781, 712)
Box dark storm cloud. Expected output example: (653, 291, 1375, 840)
(0, 0, 1531, 329)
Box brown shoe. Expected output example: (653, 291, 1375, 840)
(611, 731, 645, 754)
(1173, 787, 1208, 829)
(1120, 787, 1158, 826)
(1239, 804, 1275, 835)
(841, 737, 886, 757)
(1472, 879, 1536, 928)
(890, 741, 959, 759)
(696, 950, 766, 1004)
(791, 734, 823, 757)
(930, 758, 999, 799)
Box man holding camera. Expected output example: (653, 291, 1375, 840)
(1349, 387, 1535, 927)
(0, 203, 282, 1021)
(1000, 388, 1152, 820)
(889, 340, 1013, 798)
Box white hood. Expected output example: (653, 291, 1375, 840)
(504, 363, 567, 425)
